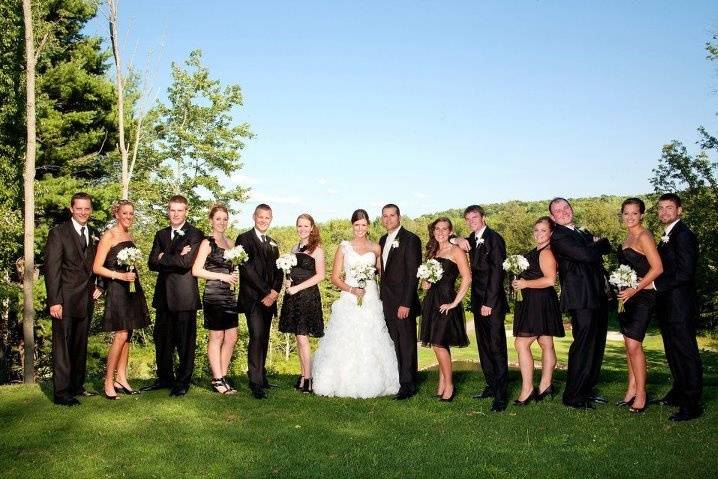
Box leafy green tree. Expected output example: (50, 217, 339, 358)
(151, 49, 253, 220)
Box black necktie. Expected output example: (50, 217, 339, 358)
(80, 226, 87, 251)
(172, 229, 178, 240)
(261, 234, 267, 244)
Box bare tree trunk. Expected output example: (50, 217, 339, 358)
(107, 0, 129, 199)
(21, 0, 36, 384)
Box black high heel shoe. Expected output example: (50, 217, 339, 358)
(302, 378, 313, 394)
(629, 403, 647, 413)
(535, 384, 555, 401)
(513, 388, 537, 406)
(440, 386, 457, 402)
(616, 396, 636, 407)
(114, 382, 140, 395)
(294, 375, 304, 390)
(103, 388, 118, 400)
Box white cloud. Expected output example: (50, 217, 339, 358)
(249, 191, 303, 205)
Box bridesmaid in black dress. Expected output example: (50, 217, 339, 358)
(279, 214, 325, 393)
(419, 217, 471, 402)
(511, 217, 564, 406)
(615, 198, 663, 413)
(192, 204, 240, 394)
(93, 200, 150, 399)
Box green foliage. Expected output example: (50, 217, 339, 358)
(151, 49, 253, 216)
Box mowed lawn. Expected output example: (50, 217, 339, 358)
(1, 324, 716, 479)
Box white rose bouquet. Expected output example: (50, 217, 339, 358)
(223, 245, 249, 291)
(116, 246, 142, 293)
(609, 264, 638, 313)
(417, 258, 444, 284)
(503, 254, 530, 301)
(348, 262, 376, 306)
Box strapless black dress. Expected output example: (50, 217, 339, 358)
(102, 240, 150, 332)
(419, 257, 469, 348)
(202, 237, 239, 331)
(279, 251, 324, 337)
(513, 247, 564, 337)
(617, 248, 655, 342)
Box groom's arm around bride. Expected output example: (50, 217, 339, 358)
(379, 204, 422, 399)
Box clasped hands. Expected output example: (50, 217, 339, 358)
(261, 290, 279, 307)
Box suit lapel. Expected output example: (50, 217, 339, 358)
(384, 227, 402, 271)
(66, 221, 86, 260)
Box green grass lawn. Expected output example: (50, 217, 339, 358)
(1, 325, 716, 478)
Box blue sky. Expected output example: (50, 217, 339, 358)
(87, 1, 718, 226)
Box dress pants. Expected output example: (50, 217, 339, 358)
(657, 302, 703, 408)
(383, 304, 418, 391)
(473, 308, 508, 400)
(246, 305, 273, 387)
(52, 314, 91, 400)
(154, 310, 197, 388)
(563, 307, 606, 404)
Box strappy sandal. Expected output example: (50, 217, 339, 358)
(211, 378, 233, 395)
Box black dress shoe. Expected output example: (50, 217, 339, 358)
(491, 399, 507, 412)
(564, 400, 595, 410)
(669, 407, 702, 422)
(650, 396, 680, 407)
(588, 394, 608, 404)
(472, 389, 494, 400)
(141, 381, 172, 392)
(262, 381, 278, 389)
(74, 390, 97, 397)
(616, 396, 636, 407)
(54, 396, 81, 406)
(250, 385, 267, 399)
(170, 387, 188, 397)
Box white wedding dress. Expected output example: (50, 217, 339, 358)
(312, 241, 400, 398)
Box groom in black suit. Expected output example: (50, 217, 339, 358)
(236, 204, 283, 399)
(44, 192, 102, 405)
(379, 204, 422, 400)
(146, 195, 203, 396)
(456, 205, 509, 412)
(653, 193, 703, 421)
(549, 197, 611, 409)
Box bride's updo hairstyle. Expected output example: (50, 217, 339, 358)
(297, 213, 321, 253)
(426, 217, 453, 259)
(350, 209, 370, 224)
(111, 199, 134, 218)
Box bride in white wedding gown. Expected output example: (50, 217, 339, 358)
(312, 209, 400, 398)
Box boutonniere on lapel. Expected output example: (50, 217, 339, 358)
(91, 235, 100, 244)
(660, 234, 670, 244)
(269, 240, 278, 248)
(476, 238, 485, 246)
(175, 229, 185, 237)
(391, 240, 400, 249)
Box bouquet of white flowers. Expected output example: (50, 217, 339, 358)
(502, 254, 530, 301)
(116, 246, 142, 293)
(417, 258, 444, 284)
(609, 264, 638, 313)
(276, 253, 298, 279)
(223, 245, 249, 291)
(348, 262, 376, 306)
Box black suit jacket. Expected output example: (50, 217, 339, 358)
(379, 226, 422, 316)
(467, 227, 508, 312)
(44, 220, 98, 319)
(148, 222, 202, 312)
(236, 229, 283, 316)
(551, 224, 611, 312)
(655, 220, 699, 318)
